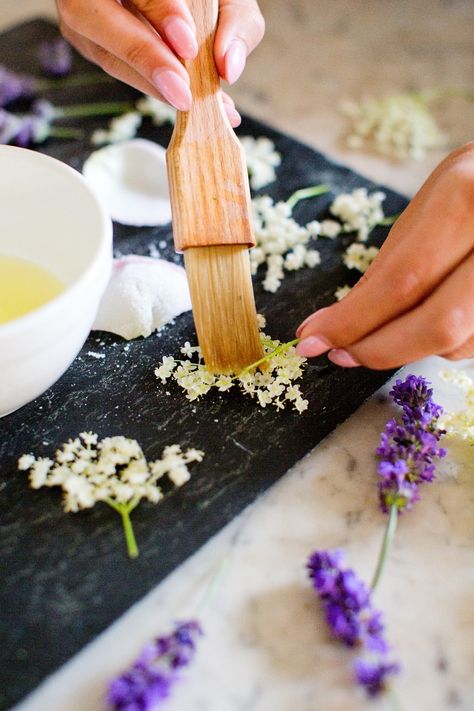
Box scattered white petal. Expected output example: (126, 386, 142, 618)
(136, 96, 176, 125)
(83, 139, 171, 227)
(335, 284, 352, 301)
(343, 243, 379, 273)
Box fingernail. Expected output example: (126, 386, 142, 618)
(295, 335, 332, 358)
(152, 69, 192, 111)
(296, 307, 330, 338)
(224, 39, 247, 84)
(224, 104, 241, 127)
(163, 16, 198, 59)
(328, 349, 361, 368)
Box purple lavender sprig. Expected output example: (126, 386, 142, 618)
(0, 62, 113, 109)
(355, 658, 401, 697)
(377, 375, 446, 514)
(39, 38, 73, 77)
(307, 550, 399, 697)
(107, 621, 203, 711)
(307, 550, 389, 652)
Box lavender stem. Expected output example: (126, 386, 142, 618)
(371, 504, 398, 592)
(54, 101, 134, 118)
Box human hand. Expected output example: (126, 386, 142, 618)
(55, 0, 265, 126)
(296, 143, 474, 369)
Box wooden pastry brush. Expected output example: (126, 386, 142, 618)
(166, 0, 263, 373)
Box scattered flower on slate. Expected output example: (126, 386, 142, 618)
(18, 433, 204, 557)
(307, 550, 399, 697)
(377, 375, 446, 514)
(91, 111, 142, 145)
(354, 658, 400, 698)
(240, 135, 281, 190)
(329, 188, 386, 242)
(340, 93, 446, 160)
(250, 190, 326, 292)
(334, 284, 352, 301)
(343, 242, 379, 273)
(155, 316, 309, 413)
(39, 37, 73, 77)
(107, 620, 203, 711)
(439, 369, 474, 444)
(0, 103, 51, 147)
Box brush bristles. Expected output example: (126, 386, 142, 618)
(184, 245, 263, 373)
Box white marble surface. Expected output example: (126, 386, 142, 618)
(1, 1, 473, 710)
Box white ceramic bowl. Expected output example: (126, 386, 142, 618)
(0, 146, 112, 417)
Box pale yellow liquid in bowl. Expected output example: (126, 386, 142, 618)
(0, 255, 65, 324)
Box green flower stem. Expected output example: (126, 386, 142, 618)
(371, 504, 398, 592)
(410, 88, 474, 103)
(36, 72, 114, 91)
(54, 101, 135, 119)
(379, 213, 400, 227)
(238, 338, 301, 377)
(48, 126, 84, 139)
(286, 184, 329, 210)
(106, 497, 141, 559)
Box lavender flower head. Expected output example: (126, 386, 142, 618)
(307, 550, 387, 652)
(0, 65, 36, 107)
(355, 658, 400, 697)
(107, 621, 202, 711)
(39, 38, 73, 77)
(0, 100, 54, 148)
(377, 375, 446, 513)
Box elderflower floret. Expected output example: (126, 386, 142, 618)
(343, 243, 379, 273)
(91, 112, 142, 145)
(240, 135, 282, 190)
(250, 195, 320, 292)
(154, 330, 309, 414)
(340, 94, 446, 160)
(335, 284, 352, 301)
(439, 369, 474, 443)
(19, 433, 204, 557)
(330, 188, 386, 242)
(136, 95, 176, 125)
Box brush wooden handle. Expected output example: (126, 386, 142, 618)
(166, 0, 255, 252)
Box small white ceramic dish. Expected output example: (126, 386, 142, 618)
(0, 146, 112, 417)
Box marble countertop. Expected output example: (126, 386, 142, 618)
(1, 1, 473, 710)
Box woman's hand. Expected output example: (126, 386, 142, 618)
(296, 143, 474, 369)
(55, 0, 265, 126)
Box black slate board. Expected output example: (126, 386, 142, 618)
(0, 19, 409, 710)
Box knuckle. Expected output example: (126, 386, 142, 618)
(123, 40, 149, 69)
(390, 270, 424, 307)
(433, 308, 467, 352)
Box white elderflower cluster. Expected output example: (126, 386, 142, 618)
(91, 112, 142, 145)
(136, 95, 177, 126)
(439, 370, 474, 443)
(334, 284, 352, 301)
(18, 433, 203, 512)
(343, 243, 379, 273)
(250, 196, 321, 292)
(340, 94, 446, 160)
(329, 188, 386, 242)
(155, 324, 309, 413)
(240, 135, 282, 190)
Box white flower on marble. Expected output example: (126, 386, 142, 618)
(439, 369, 474, 443)
(340, 94, 447, 160)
